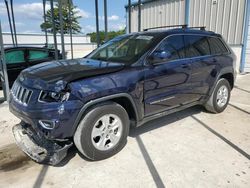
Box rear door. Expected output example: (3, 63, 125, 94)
(27, 48, 53, 67)
(183, 35, 215, 100)
(144, 35, 195, 116)
(5, 48, 28, 85)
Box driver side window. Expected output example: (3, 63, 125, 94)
(153, 35, 185, 63)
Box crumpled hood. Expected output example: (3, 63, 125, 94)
(19, 58, 125, 92)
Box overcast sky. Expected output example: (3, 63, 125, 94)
(0, 0, 137, 34)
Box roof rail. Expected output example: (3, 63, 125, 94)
(143, 25, 206, 31)
(188, 26, 206, 30)
(143, 24, 188, 31)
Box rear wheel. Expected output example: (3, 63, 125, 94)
(74, 102, 129, 160)
(205, 78, 231, 113)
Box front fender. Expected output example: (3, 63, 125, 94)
(71, 93, 139, 136)
(68, 68, 145, 136)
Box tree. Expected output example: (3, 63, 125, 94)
(87, 29, 126, 43)
(40, 4, 82, 34)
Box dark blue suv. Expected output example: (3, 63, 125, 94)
(10, 27, 236, 165)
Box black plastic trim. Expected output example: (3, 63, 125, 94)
(206, 67, 235, 101)
(72, 93, 139, 134)
(137, 101, 202, 127)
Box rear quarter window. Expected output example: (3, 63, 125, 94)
(207, 37, 229, 55)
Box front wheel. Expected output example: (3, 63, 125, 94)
(204, 78, 231, 113)
(74, 102, 130, 161)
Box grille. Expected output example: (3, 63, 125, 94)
(11, 82, 32, 106)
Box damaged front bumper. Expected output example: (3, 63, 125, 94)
(12, 122, 73, 165)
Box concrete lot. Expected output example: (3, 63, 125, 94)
(0, 74, 250, 188)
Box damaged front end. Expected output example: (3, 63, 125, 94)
(10, 58, 125, 165)
(12, 122, 73, 165)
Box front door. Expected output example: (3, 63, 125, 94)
(144, 35, 195, 116)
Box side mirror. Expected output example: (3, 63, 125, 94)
(149, 50, 171, 63)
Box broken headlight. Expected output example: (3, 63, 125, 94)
(39, 91, 70, 103)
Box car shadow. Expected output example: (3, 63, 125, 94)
(33, 104, 250, 188)
(130, 106, 203, 188)
(55, 145, 92, 167)
(129, 105, 203, 137)
(59, 105, 204, 167)
(35, 106, 206, 188)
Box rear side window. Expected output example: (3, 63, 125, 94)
(184, 35, 210, 58)
(207, 37, 228, 55)
(5, 50, 25, 64)
(29, 50, 49, 61)
(155, 35, 185, 62)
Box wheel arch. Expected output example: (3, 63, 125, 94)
(219, 73, 234, 90)
(207, 67, 235, 98)
(72, 93, 139, 136)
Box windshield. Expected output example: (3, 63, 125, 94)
(87, 34, 157, 64)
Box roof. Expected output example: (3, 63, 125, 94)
(4, 46, 56, 51)
(133, 28, 219, 38)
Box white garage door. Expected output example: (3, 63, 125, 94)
(244, 9, 250, 72)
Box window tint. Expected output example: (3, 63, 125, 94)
(29, 50, 49, 61)
(154, 35, 185, 62)
(184, 35, 210, 58)
(5, 50, 25, 64)
(207, 37, 228, 55)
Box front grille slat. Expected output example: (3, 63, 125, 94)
(16, 85, 20, 98)
(12, 83, 16, 95)
(18, 88, 24, 101)
(11, 82, 32, 106)
(21, 88, 26, 102)
(23, 89, 29, 103)
(26, 90, 32, 104)
(13, 84, 17, 95)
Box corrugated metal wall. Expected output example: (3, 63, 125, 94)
(189, 0, 245, 45)
(244, 13, 250, 72)
(128, 0, 245, 45)
(131, 5, 139, 32)
(130, 0, 186, 32)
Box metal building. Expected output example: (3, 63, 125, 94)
(126, 0, 250, 73)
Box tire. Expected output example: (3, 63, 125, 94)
(205, 78, 231, 113)
(74, 102, 130, 161)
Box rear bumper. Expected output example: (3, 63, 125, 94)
(12, 122, 73, 165)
